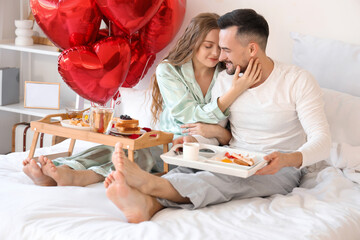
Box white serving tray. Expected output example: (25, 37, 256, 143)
(160, 144, 268, 178)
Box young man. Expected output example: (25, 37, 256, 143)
(104, 9, 331, 223)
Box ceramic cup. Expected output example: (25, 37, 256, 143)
(183, 142, 200, 161)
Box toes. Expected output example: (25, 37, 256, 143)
(109, 172, 116, 182)
(43, 156, 50, 166)
(119, 151, 126, 160)
(30, 159, 37, 166)
(46, 158, 54, 167)
(113, 170, 124, 183)
(50, 165, 57, 172)
(115, 142, 123, 153)
(29, 159, 41, 171)
(38, 155, 45, 165)
(104, 177, 111, 188)
(23, 158, 30, 166)
(104, 172, 115, 188)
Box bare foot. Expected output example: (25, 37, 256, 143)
(104, 170, 115, 188)
(111, 142, 156, 194)
(105, 171, 163, 223)
(41, 157, 76, 186)
(23, 156, 56, 186)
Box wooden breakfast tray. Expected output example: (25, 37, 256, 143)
(28, 112, 174, 172)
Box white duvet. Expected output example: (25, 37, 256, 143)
(0, 139, 359, 240)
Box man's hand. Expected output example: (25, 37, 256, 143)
(255, 151, 303, 175)
(172, 135, 198, 146)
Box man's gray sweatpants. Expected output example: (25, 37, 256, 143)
(157, 166, 301, 209)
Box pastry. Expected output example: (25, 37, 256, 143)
(116, 127, 141, 134)
(69, 118, 89, 127)
(114, 115, 140, 134)
(221, 152, 255, 166)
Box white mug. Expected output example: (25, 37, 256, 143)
(183, 142, 200, 161)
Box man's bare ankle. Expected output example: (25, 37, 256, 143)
(139, 174, 158, 195)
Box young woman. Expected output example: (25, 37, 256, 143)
(150, 12, 261, 144)
(22, 13, 261, 187)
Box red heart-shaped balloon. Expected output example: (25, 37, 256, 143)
(122, 38, 156, 88)
(58, 37, 131, 105)
(95, 0, 164, 36)
(30, 0, 102, 50)
(140, 0, 186, 54)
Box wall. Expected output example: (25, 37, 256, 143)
(8, 0, 360, 94)
(135, 0, 360, 89)
(0, 0, 21, 154)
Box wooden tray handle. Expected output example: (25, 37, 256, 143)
(37, 108, 90, 123)
(137, 130, 173, 143)
(38, 113, 68, 123)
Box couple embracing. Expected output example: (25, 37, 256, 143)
(24, 9, 331, 223)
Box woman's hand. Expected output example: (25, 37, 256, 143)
(231, 58, 262, 93)
(217, 58, 262, 112)
(181, 123, 220, 138)
(181, 123, 232, 145)
(172, 135, 198, 146)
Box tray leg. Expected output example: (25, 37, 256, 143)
(163, 143, 169, 173)
(28, 131, 40, 159)
(128, 150, 134, 162)
(68, 139, 76, 156)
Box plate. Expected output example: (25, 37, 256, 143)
(160, 144, 268, 178)
(110, 128, 146, 136)
(60, 119, 90, 131)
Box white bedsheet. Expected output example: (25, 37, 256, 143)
(0, 139, 359, 240)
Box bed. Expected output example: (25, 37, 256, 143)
(1, 33, 360, 239)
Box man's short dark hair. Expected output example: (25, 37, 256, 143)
(218, 9, 269, 50)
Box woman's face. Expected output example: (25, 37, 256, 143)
(194, 29, 220, 68)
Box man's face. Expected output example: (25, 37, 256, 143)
(219, 26, 250, 75)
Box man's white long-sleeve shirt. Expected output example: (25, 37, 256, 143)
(197, 60, 331, 168)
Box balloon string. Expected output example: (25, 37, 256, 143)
(109, 21, 112, 37)
(112, 91, 122, 108)
(140, 55, 154, 79)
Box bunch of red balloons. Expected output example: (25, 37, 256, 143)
(30, 0, 186, 105)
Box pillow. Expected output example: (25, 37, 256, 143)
(327, 142, 360, 184)
(328, 142, 360, 170)
(291, 32, 360, 97)
(322, 88, 360, 146)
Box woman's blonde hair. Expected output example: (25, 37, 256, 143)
(150, 12, 221, 124)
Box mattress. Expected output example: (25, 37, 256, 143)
(0, 139, 359, 240)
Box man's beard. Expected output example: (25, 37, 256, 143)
(225, 64, 236, 75)
(224, 61, 247, 75)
